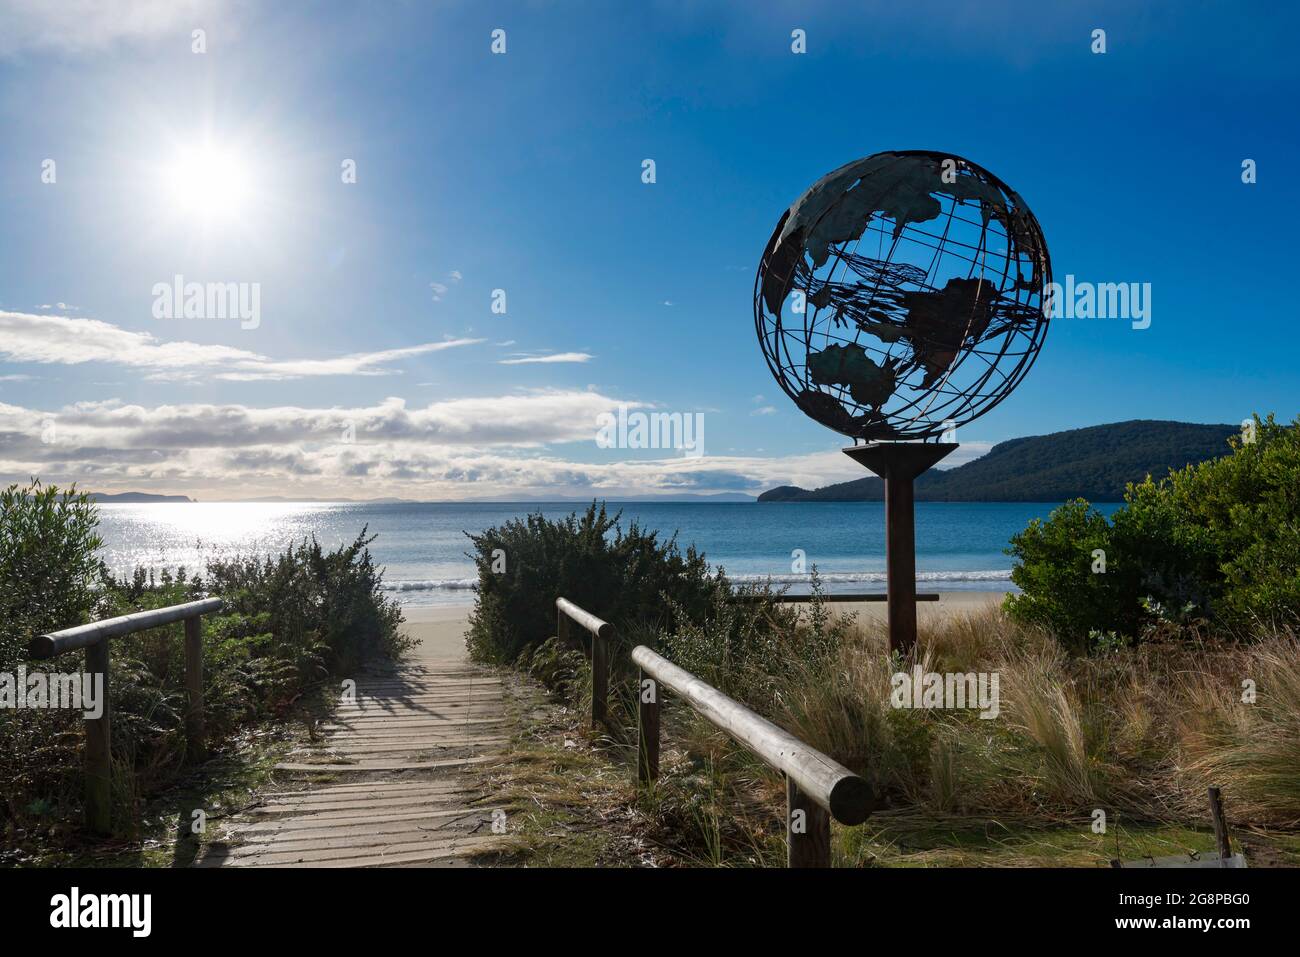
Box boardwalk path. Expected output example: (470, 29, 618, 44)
(196, 623, 509, 867)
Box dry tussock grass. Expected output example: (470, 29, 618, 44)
(771, 606, 1300, 829)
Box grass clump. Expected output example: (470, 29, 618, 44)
(774, 606, 1300, 835)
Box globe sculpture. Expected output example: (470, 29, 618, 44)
(754, 150, 1051, 442)
(754, 151, 1051, 655)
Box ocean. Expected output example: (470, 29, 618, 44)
(93, 500, 1119, 606)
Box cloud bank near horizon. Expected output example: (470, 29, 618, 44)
(0, 390, 976, 499)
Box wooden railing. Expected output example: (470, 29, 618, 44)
(556, 597, 613, 727)
(632, 646, 874, 866)
(27, 597, 224, 835)
(555, 596, 874, 867)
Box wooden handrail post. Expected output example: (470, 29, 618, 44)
(637, 667, 660, 784)
(787, 777, 831, 867)
(1208, 786, 1232, 866)
(591, 628, 608, 728)
(31, 598, 224, 837)
(555, 598, 614, 730)
(84, 638, 112, 836)
(184, 615, 206, 761)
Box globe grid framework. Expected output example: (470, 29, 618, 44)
(754, 150, 1052, 442)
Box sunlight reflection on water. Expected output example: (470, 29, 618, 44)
(96, 503, 347, 576)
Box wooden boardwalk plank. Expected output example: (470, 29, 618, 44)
(254, 792, 481, 815)
(243, 807, 495, 836)
(213, 832, 500, 866)
(194, 650, 510, 869)
(273, 756, 499, 772)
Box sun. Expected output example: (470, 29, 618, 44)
(165, 144, 252, 222)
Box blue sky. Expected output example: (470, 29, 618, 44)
(0, 0, 1295, 499)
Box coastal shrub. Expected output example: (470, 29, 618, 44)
(0, 483, 104, 837)
(0, 481, 103, 669)
(465, 502, 729, 664)
(1164, 415, 1300, 626)
(999, 499, 1126, 647)
(1006, 414, 1300, 647)
(203, 531, 410, 675)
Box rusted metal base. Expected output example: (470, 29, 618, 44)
(842, 442, 958, 655)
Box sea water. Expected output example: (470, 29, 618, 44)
(93, 500, 1120, 606)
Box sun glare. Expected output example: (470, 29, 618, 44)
(165, 145, 252, 222)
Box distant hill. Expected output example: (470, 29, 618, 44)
(89, 492, 195, 503)
(758, 420, 1239, 503)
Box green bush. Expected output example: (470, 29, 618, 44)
(1001, 500, 1124, 647)
(465, 503, 726, 664)
(0, 481, 103, 669)
(0, 483, 105, 833)
(203, 531, 410, 677)
(1007, 414, 1300, 647)
(465, 502, 853, 724)
(1163, 416, 1300, 625)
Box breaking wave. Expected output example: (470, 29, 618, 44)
(382, 569, 1013, 593)
(731, 570, 1013, 585)
(382, 578, 478, 592)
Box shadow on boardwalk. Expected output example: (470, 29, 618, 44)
(194, 648, 511, 867)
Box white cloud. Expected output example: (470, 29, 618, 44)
(0, 0, 225, 56)
(429, 270, 463, 301)
(751, 406, 777, 416)
(499, 352, 594, 365)
(0, 390, 638, 452)
(0, 311, 482, 381)
(215, 340, 485, 381)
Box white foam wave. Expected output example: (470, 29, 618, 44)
(382, 569, 1013, 592)
(382, 578, 478, 592)
(731, 570, 1012, 585)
